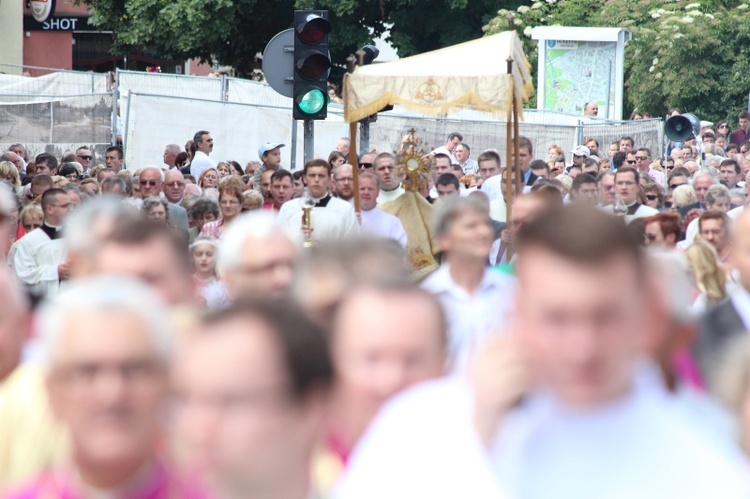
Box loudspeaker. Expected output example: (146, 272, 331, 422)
(665, 113, 700, 142)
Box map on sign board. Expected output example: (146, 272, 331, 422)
(543, 40, 616, 116)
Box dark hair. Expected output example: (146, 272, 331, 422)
(229, 161, 244, 176)
(435, 173, 460, 190)
(58, 164, 80, 178)
(41, 187, 66, 211)
(612, 151, 627, 169)
(739, 111, 750, 121)
(293, 170, 303, 181)
(572, 173, 597, 191)
(103, 217, 191, 271)
(187, 196, 220, 220)
(174, 152, 189, 168)
(303, 158, 331, 176)
(328, 150, 345, 167)
(203, 299, 333, 399)
(447, 132, 463, 141)
(432, 153, 452, 167)
(101, 175, 127, 194)
(636, 147, 651, 157)
(517, 136, 533, 155)
(720, 158, 741, 175)
(668, 167, 690, 183)
(615, 165, 640, 184)
(619, 136, 635, 148)
(105, 146, 123, 160)
(193, 130, 210, 145)
(271, 168, 293, 184)
(529, 159, 550, 175)
(699, 209, 730, 233)
(517, 204, 643, 271)
(35, 153, 58, 172)
(457, 143, 471, 153)
(477, 150, 501, 167)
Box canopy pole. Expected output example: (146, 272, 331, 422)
(499, 55, 515, 263)
(513, 84, 522, 199)
(344, 58, 361, 215)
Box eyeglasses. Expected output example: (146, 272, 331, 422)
(718, 124, 729, 129)
(669, 184, 683, 190)
(358, 163, 373, 169)
(635, 156, 649, 161)
(645, 194, 658, 201)
(77, 155, 93, 160)
(164, 181, 185, 188)
(664, 201, 673, 208)
(626, 160, 636, 164)
(140, 180, 158, 186)
(665, 165, 674, 171)
(335, 177, 354, 183)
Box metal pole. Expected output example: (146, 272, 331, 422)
(359, 120, 370, 154)
(290, 119, 298, 171)
(350, 121, 360, 214)
(111, 72, 118, 146)
(303, 119, 314, 164)
(49, 102, 53, 143)
(514, 89, 522, 198)
(505, 57, 514, 228)
(606, 59, 612, 120)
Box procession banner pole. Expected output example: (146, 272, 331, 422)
(344, 56, 360, 215)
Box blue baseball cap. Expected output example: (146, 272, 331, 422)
(258, 142, 285, 159)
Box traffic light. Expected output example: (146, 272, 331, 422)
(293, 10, 331, 120)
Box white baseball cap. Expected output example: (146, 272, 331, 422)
(258, 142, 285, 159)
(572, 145, 591, 158)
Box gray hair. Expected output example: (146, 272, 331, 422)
(432, 195, 490, 238)
(0, 181, 16, 217)
(693, 171, 714, 184)
(218, 211, 293, 275)
(672, 184, 699, 208)
(37, 276, 174, 367)
(705, 184, 730, 207)
(142, 196, 170, 223)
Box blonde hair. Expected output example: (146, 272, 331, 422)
(198, 167, 219, 188)
(51, 175, 69, 188)
(672, 184, 698, 208)
(0, 160, 20, 189)
(684, 239, 726, 304)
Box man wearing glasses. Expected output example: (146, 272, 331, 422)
(139, 167, 189, 230)
(635, 148, 664, 184)
(357, 151, 376, 173)
(74, 146, 93, 176)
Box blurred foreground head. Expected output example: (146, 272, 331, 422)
(170, 299, 332, 499)
(218, 211, 298, 301)
(515, 205, 649, 407)
(38, 277, 172, 488)
(0, 265, 29, 382)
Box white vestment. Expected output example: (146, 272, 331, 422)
(10, 228, 67, 297)
(360, 207, 407, 248)
(277, 196, 360, 244)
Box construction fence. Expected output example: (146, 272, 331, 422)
(0, 64, 664, 170)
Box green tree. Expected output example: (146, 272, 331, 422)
(81, 0, 525, 76)
(485, 0, 750, 122)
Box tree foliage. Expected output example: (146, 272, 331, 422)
(80, 0, 524, 76)
(484, 0, 750, 122)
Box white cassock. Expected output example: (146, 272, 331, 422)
(360, 207, 407, 248)
(277, 196, 360, 244)
(335, 362, 750, 499)
(376, 186, 405, 205)
(421, 265, 516, 372)
(10, 227, 67, 297)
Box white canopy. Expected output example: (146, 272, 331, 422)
(343, 31, 533, 123)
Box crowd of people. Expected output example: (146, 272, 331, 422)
(1, 114, 750, 498)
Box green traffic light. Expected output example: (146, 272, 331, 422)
(297, 88, 327, 115)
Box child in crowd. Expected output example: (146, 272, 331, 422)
(190, 236, 226, 309)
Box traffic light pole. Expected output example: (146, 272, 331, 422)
(303, 119, 314, 164)
(359, 120, 370, 154)
(290, 119, 298, 171)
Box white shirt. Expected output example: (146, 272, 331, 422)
(360, 207, 407, 248)
(190, 150, 216, 178)
(729, 205, 744, 220)
(10, 227, 67, 297)
(277, 196, 360, 244)
(377, 186, 405, 205)
(604, 202, 659, 223)
(460, 158, 479, 175)
(336, 364, 750, 499)
(421, 264, 515, 372)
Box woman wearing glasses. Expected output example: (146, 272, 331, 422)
(199, 185, 243, 239)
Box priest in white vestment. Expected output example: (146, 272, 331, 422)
(11, 189, 72, 297)
(277, 159, 359, 244)
(358, 173, 407, 248)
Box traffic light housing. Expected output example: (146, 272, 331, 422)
(293, 10, 331, 120)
